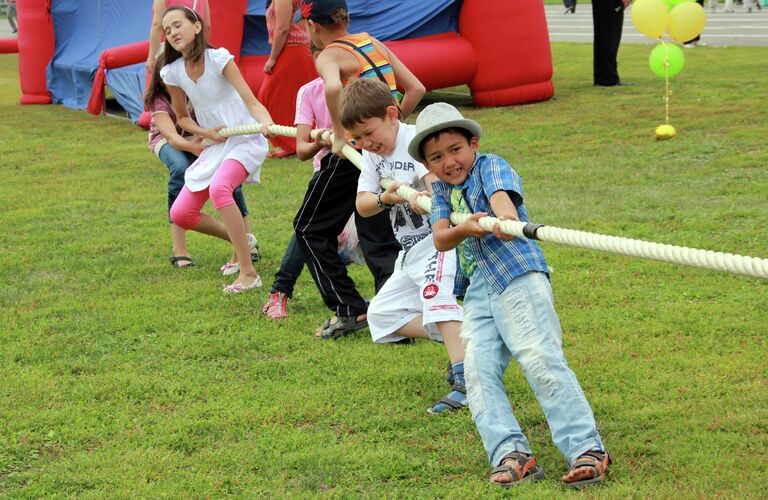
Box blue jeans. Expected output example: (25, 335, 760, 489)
(270, 234, 305, 297)
(158, 143, 248, 221)
(461, 270, 604, 467)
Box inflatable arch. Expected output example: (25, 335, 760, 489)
(10, 0, 553, 120)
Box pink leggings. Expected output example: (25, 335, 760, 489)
(170, 159, 249, 230)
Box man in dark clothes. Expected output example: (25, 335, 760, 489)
(591, 0, 630, 86)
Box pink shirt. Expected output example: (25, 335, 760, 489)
(266, 0, 309, 46)
(148, 95, 194, 154)
(294, 77, 331, 171)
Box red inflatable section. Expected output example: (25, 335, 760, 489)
(209, 0, 247, 61)
(461, 0, 553, 106)
(15, 0, 554, 113)
(0, 39, 18, 54)
(385, 33, 476, 92)
(16, 0, 55, 105)
(87, 41, 150, 116)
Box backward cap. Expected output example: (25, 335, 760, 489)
(407, 103, 482, 162)
(294, 0, 348, 24)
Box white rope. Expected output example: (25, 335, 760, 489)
(216, 123, 768, 280)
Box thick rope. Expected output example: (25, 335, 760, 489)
(216, 123, 768, 280)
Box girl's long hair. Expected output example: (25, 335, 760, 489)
(144, 52, 169, 110)
(162, 5, 208, 66)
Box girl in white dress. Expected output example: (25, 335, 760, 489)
(160, 6, 274, 293)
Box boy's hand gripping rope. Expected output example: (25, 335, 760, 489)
(215, 123, 768, 280)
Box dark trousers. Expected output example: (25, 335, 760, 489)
(294, 154, 400, 318)
(592, 0, 624, 86)
(564, 0, 577, 9)
(270, 234, 305, 298)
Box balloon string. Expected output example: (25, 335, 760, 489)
(663, 40, 670, 125)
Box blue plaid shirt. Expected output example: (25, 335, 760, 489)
(431, 153, 549, 296)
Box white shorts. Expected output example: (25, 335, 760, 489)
(368, 234, 463, 343)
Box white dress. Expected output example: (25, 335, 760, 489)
(160, 48, 268, 192)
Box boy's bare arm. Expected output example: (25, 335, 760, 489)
(356, 181, 404, 218)
(376, 40, 426, 118)
(355, 192, 380, 218)
(315, 52, 347, 156)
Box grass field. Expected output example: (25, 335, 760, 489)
(1, 41, 766, 497)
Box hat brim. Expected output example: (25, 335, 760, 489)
(408, 118, 482, 163)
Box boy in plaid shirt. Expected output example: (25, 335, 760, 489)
(409, 103, 610, 489)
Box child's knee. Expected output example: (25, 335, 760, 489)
(170, 204, 200, 230)
(209, 182, 236, 210)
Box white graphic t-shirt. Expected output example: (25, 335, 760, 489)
(357, 123, 431, 252)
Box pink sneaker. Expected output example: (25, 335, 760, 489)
(264, 292, 289, 320)
(262, 292, 279, 314)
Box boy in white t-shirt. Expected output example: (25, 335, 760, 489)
(340, 78, 467, 414)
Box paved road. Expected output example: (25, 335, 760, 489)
(545, 4, 768, 46)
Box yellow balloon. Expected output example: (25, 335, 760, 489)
(668, 2, 707, 42)
(631, 0, 669, 39)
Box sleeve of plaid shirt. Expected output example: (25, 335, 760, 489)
(429, 181, 453, 226)
(480, 155, 524, 209)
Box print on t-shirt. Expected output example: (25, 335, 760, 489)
(357, 123, 432, 252)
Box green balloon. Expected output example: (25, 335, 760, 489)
(662, 0, 693, 11)
(649, 43, 685, 78)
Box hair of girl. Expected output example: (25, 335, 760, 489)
(144, 50, 170, 109)
(161, 5, 208, 65)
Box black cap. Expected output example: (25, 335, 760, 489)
(293, 0, 348, 24)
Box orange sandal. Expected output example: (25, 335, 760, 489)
(490, 452, 545, 488)
(562, 450, 611, 488)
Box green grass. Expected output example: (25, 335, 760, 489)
(1, 41, 766, 497)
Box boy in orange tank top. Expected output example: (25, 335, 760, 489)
(291, 0, 423, 339)
(295, 0, 425, 156)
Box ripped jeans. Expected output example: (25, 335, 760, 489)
(461, 270, 604, 468)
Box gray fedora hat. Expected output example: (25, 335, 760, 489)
(407, 102, 482, 163)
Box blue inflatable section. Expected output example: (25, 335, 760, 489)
(46, 0, 152, 117)
(46, 0, 460, 122)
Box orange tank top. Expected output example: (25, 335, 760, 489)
(326, 33, 399, 101)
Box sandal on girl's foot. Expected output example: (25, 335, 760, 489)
(315, 315, 367, 340)
(248, 234, 260, 261)
(490, 452, 545, 488)
(427, 383, 468, 414)
(170, 256, 197, 269)
(562, 450, 610, 488)
(221, 234, 258, 275)
(223, 275, 263, 294)
(220, 262, 239, 276)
